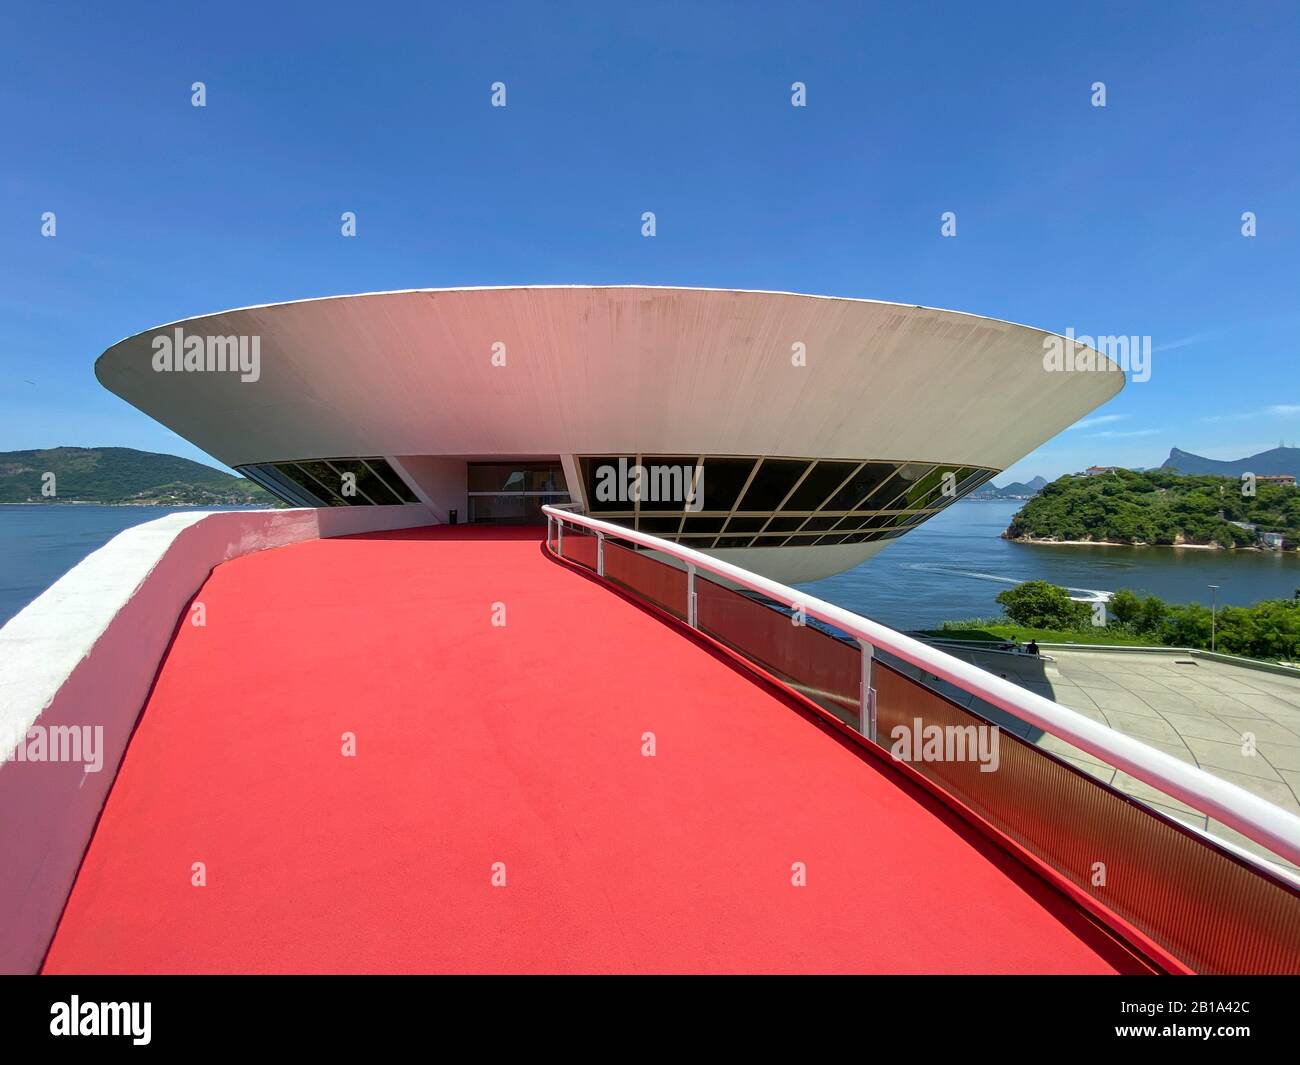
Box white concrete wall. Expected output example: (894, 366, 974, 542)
(389, 455, 466, 523)
(0, 504, 434, 974)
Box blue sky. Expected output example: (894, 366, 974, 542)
(1, 1, 1296, 482)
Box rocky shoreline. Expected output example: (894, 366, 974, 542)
(1004, 532, 1251, 551)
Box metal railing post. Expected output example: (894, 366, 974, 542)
(557, 518, 564, 558)
(687, 563, 698, 628)
(596, 531, 605, 576)
(858, 638, 876, 742)
(546, 515, 553, 552)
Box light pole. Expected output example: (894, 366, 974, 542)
(1209, 584, 1219, 652)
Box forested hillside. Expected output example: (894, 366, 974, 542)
(0, 447, 276, 505)
(1005, 469, 1299, 549)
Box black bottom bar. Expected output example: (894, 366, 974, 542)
(3, 975, 1297, 1052)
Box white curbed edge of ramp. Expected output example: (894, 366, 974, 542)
(0, 504, 434, 974)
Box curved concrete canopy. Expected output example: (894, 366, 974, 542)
(95, 286, 1124, 581)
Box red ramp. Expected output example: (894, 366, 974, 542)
(44, 526, 1140, 973)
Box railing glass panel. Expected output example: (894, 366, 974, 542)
(602, 541, 689, 621)
(558, 526, 599, 572)
(695, 575, 861, 727)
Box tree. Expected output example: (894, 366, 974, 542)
(1160, 603, 1213, 648)
(1110, 589, 1142, 627)
(996, 580, 1091, 630)
(1137, 595, 1168, 634)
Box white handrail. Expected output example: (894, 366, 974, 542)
(544, 505, 1300, 869)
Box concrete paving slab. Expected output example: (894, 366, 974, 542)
(1086, 692, 1163, 714)
(1232, 692, 1300, 715)
(1135, 690, 1199, 712)
(1156, 712, 1248, 745)
(1098, 711, 1184, 744)
(1259, 745, 1300, 774)
(1182, 737, 1282, 781)
(1280, 770, 1300, 803)
(1215, 716, 1300, 748)
(1120, 676, 1186, 693)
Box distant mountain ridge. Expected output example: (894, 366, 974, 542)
(971, 475, 1047, 499)
(1162, 446, 1299, 478)
(997, 475, 1048, 496)
(0, 447, 275, 505)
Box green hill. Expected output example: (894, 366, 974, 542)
(1005, 468, 1299, 549)
(0, 447, 277, 505)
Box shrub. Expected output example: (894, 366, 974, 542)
(995, 580, 1091, 630)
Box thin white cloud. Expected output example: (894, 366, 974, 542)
(1089, 428, 1161, 439)
(1153, 332, 1216, 353)
(1204, 403, 1300, 424)
(1070, 414, 1125, 430)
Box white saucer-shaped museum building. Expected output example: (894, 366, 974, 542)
(95, 286, 1124, 582)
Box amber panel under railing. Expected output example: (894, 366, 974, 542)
(695, 575, 861, 726)
(874, 661, 1300, 974)
(558, 527, 599, 572)
(602, 541, 689, 620)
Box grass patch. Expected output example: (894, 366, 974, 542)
(921, 623, 1165, 647)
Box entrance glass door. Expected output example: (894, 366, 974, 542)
(467, 462, 570, 524)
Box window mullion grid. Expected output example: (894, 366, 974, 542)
(324, 459, 381, 506)
(789, 459, 866, 535)
(285, 462, 349, 507)
(875, 464, 939, 514)
(719, 457, 761, 537)
(753, 459, 817, 541)
(361, 458, 411, 504)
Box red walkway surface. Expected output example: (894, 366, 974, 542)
(44, 526, 1139, 973)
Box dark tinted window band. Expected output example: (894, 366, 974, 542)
(237, 458, 422, 508)
(574, 454, 998, 550)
